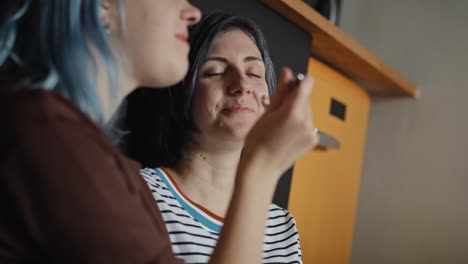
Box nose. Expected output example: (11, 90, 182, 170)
(228, 74, 252, 97)
(181, 2, 202, 26)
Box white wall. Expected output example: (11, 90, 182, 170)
(340, 1, 468, 263)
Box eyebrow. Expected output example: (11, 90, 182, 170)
(205, 56, 264, 64)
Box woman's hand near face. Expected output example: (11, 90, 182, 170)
(240, 67, 318, 185)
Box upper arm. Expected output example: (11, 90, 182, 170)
(3, 121, 182, 264)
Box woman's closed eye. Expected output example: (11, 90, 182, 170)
(247, 72, 262, 79)
(245, 65, 264, 79)
(202, 72, 225, 78)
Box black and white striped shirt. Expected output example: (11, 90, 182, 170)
(141, 167, 303, 264)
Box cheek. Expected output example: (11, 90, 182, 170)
(254, 83, 269, 115)
(196, 83, 224, 109)
(264, 85, 270, 96)
(126, 1, 170, 54)
(256, 82, 270, 97)
(192, 86, 222, 122)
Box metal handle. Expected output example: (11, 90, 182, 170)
(316, 130, 340, 149)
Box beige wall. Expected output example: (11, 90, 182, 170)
(339, 1, 468, 263)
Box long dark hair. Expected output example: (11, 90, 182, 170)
(114, 12, 276, 168)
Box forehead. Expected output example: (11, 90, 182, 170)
(208, 29, 262, 58)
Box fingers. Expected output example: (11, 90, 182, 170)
(284, 74, 317, 150)
(269, 68, 294, 111)
(285, 75, 314, 109)
(270, 67, 315, 112)
(265, 67, 318, 151)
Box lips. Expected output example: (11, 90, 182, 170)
(222, 104, 254, 114)
(175, 33, 189, 43)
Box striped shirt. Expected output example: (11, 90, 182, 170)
(141, 167, 303, 264)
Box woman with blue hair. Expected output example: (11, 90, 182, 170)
(0, 0, 317, 263)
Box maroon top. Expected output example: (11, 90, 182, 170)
(0, 84, 183, 263)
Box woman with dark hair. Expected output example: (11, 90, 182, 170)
(117, 13, 310, 263)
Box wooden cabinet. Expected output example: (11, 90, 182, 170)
(288, 58, 370, 264)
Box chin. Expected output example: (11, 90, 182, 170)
(152, 73, 186, 88)
(164, 61, 189, 86)
(144, 59, 189, 88)
(229, 126, 252, 140)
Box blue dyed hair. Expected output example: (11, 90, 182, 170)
(0, 0, 118, 123)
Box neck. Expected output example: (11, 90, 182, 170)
(173, 137, 244, 191)
(95, 37, 137, 122)
(167, 131, 247, 218)
(103, 75, 136, 122)
(97, 59, 137, 122)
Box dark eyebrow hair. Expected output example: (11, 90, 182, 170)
(244, 56, 263, 63)
(205, 57, 228, 64)
(205, 56, 264, 64)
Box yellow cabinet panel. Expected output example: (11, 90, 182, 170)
(289, 58, 370, 264)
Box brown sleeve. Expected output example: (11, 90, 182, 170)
(3, 118, 183, 264)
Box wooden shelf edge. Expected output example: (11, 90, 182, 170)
(261, 0, 417, 97)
